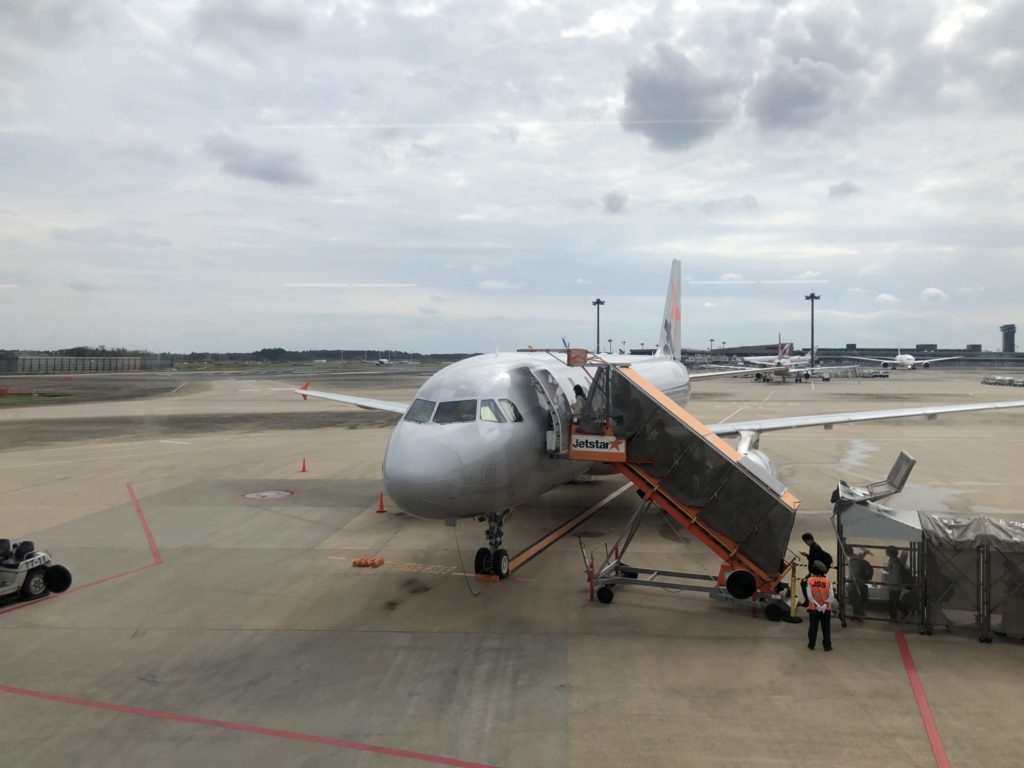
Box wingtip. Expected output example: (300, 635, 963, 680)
(299, 380, 310, 400)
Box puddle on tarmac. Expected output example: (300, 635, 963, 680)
(839, 439, 875, 474)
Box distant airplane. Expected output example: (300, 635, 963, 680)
(848, 349, 962, 370)
(295, 260, 1024, 579)
(736, 335, 852, 382)
(375, 358, 393, 367)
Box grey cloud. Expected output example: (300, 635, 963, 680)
(621, 45, 740, 151)
(774, 4, 871, 73)
(702, 195, 758, 216)
(602, 191, 627, 214)
(829, 180, 861, 198)
(950, 1, 1024, 108)
(748, 57, 850, 130)
(203, 136, 314, 186)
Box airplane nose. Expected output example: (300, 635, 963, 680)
(383, 438, 463, 517)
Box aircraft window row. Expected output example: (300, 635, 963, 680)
(433, 399, 478, 424)
(404, 398, 525, 425)
(403, 398, 436, 423)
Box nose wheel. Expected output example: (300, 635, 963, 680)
(473, 511, 511, 579)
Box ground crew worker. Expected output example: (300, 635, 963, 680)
(806, 560, 834, 652)
(571, 384, 586, 421)
(886, 546, 903, 621)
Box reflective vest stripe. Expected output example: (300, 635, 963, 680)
(808, 576, 831, 609)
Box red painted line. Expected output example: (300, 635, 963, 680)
(127, 483, 163, 565)
(0, 684, 497, 768)
(896, 631, 950, 768)
(0, 485, 164, 616)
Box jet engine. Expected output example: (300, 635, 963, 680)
(922, 362, 930, 369)
(881, 362, 890, 368)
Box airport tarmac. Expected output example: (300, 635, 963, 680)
(2, 369, 1023, 767)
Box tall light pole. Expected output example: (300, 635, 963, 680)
(607, 338, 613, 354)
(709, 338, 714, 355)
(805, 292, 821, 368)
(592, 298, 605, 354)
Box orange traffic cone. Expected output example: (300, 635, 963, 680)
(376, 492, 386, 513)
(300, 457, 308, 473)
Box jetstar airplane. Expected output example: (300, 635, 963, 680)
(295, 260, 1024, 578)
(848, 349, 962, 370)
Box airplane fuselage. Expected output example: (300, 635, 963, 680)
(382, 353, 690, 521)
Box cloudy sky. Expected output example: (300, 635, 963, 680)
(2, 0, 1022, 353)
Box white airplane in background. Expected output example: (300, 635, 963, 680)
(742, 337, 804, 367)
(848, 349, 962, 370)
(734, 335, 852, 382)
(375, 358, 393, 367)
(295, 260, 1024, 579)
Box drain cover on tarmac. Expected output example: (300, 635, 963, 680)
(243, 490, 294, 500)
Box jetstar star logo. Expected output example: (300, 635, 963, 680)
(570, 435, 624, 452)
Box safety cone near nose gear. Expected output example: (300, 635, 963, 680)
(377, 492, 386, 513)
(300, 457, 308, 473)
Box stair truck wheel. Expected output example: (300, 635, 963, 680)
(596, 586, 615, 604)
(44, 564, 72, 593)
(764, 603, 784, 622)
(20, 566, 49, 601)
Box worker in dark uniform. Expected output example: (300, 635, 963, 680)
(571, 384, 587, 420)
(806, 560, 834, 652)
(886, 546, 903, 621)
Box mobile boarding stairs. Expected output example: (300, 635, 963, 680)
(565, 359, 801, 621)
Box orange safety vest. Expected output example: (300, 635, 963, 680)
(807, 575, 832, 611)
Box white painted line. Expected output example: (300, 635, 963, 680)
(158, 440, 191, 445)
(719, 406, 746, 423)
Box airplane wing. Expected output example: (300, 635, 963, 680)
(920, 356, 962, 364)
(690, 366, 785, 381)
(848, 356, 895, 364)
(708, 400, 1024, 437)
(294, 382, 408, 414)
(793, 364, 860, 372)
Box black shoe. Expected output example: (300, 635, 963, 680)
(807, 643, 815, 650)
(824, 646, 832, 652)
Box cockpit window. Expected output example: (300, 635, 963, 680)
(403, 398, 436, 423)
(480, 399, 506, 423)
(433, 400, 477, 424)
(498, 398, 523, 422)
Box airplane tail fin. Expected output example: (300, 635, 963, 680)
(657, 259, 681, 359)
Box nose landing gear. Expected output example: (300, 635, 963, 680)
(474, 510, 511, 579)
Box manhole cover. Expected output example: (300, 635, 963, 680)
(243, 490, 294, 500)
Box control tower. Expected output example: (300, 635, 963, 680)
(1001, 324, 1016, 353)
